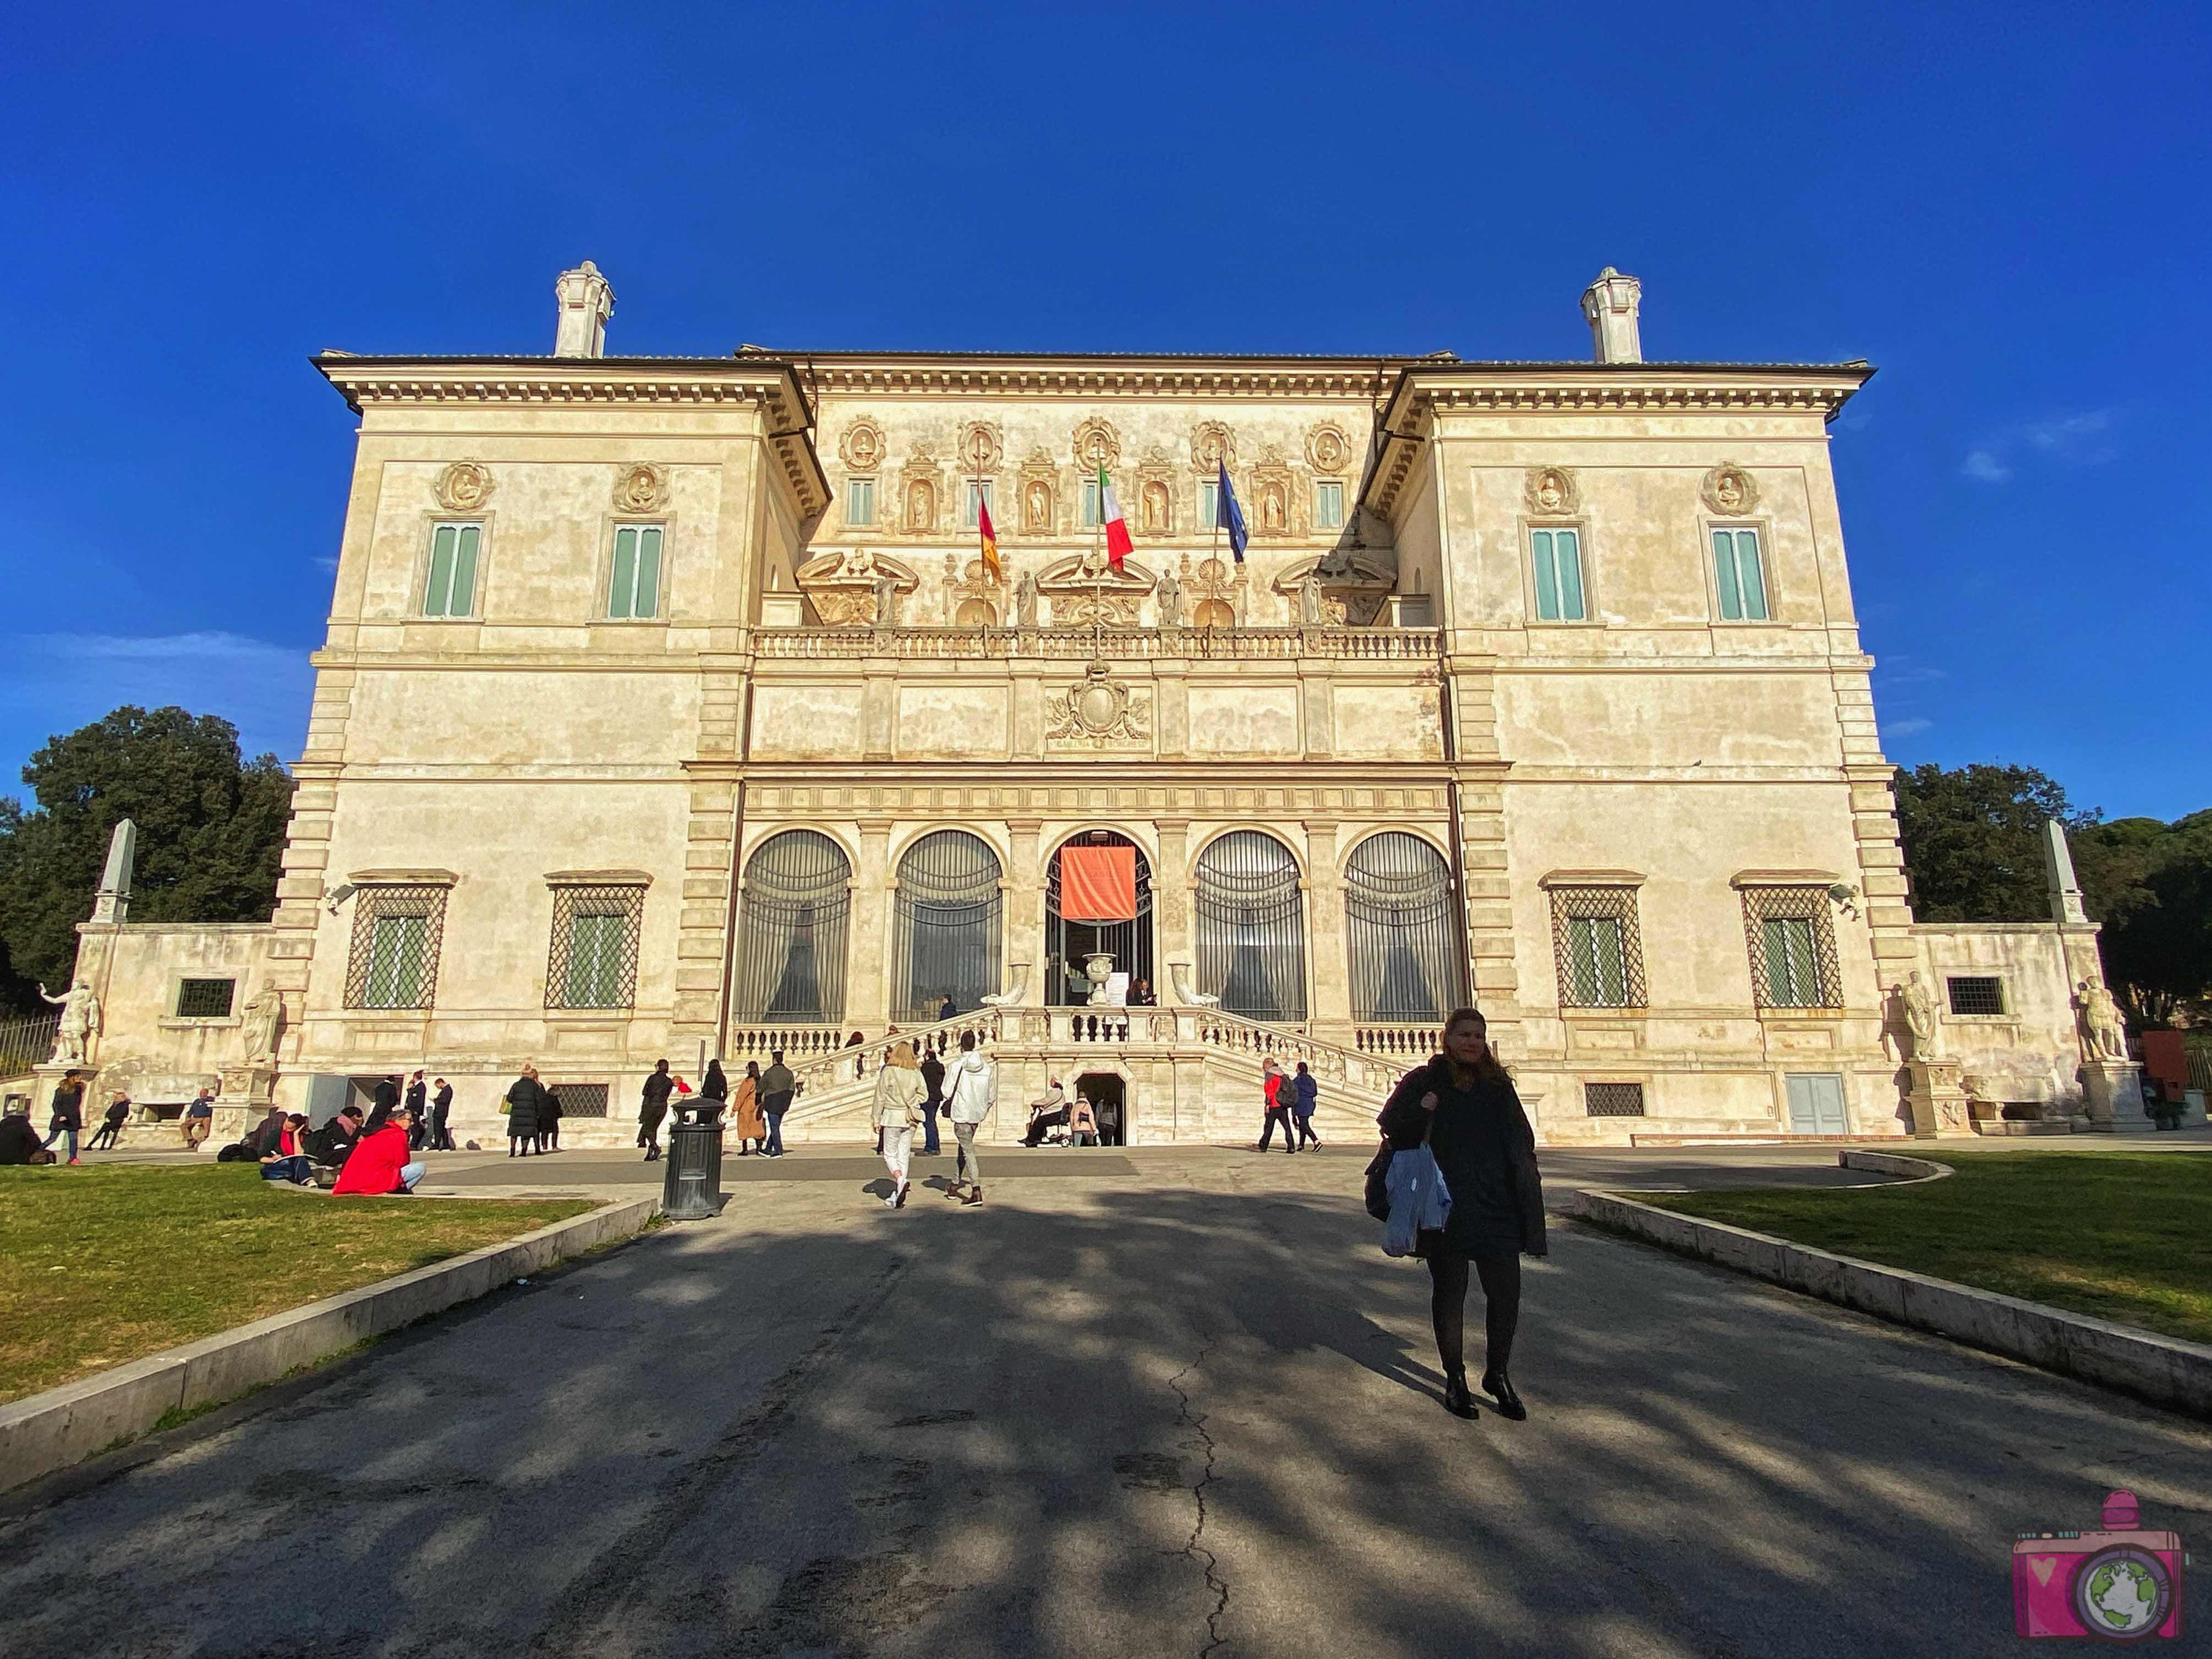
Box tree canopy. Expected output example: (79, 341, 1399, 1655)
(0, 707, 293, 1012)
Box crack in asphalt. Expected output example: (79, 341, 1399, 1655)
(1164, 1339, 1229, 1659)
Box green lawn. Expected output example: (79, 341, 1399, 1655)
(1638, 1148, 2212, 1346)
(0, 1164, 594, 1404)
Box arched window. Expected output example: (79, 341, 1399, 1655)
(1344, 833, 1459, 1022)
(1194, 831, 1307, 1022)
(891, 830, 1003, 1021)
(731, 831, 851, 1024)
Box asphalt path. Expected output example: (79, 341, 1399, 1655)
(7, 1147, 2210, 1656)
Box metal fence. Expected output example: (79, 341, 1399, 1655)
(0, 1012, 61, 1078)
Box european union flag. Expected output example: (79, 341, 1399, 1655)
(1217, 462, 1249, 563)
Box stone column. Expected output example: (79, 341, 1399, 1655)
(1006, 819, 1044, 1006)
(1302, 821, 1351, 1038)
(849, 820, 894, 1030)
(1154, 819, 1194, 992)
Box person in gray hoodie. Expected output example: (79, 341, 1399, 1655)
(941, 1031, 997, 1207)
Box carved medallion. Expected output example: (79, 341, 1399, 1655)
(1306, 423, 1352, 476)
(1523, 466, 1578, 517)
(1701, 462, 1759, 517)
(434, 461, 494, 512)
(1189, 420, 1236, 475)
(614, 463, 667, 513)
(956, 421, 1004, 476)
(1072, 417, 1121, 472)
(1047, 661, 1151, 749)
(839, 420, 885, 473)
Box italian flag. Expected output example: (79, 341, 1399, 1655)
(1098, 463, 1132, 571)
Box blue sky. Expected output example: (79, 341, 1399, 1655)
(2, 2, 2205, 819)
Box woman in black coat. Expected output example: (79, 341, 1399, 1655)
(700, 1059, 729, 1118)
(638, 1060, 674, 1162)
(506, 1065, 545, 1158)
(1377, 1006, 1546, 1422)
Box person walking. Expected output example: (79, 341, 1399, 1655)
(1376, 1007, 1546, 1422)
(941, 1031, 996, 1206)
(1291, 1060, 1321, 1148)
(181, 1086, 216, 1151)
(404, 1071, 429, 1149)
(505, 1064, 547, 1158)
(43, 1071, 85, 1165)
(872, 1041, 927, 1208)
(1069, 1094, 1099, 1147)
(731, 1061, 766, 1154)
(918, 1045, 945, 1156)
(758, 1050, 795, 1158)
(85, 1091, 132, 1151)
(700, 1059, 730, 1121)
(1256, 1058, 1298, 1153)
(638, 1059, 674, 1162)
(430, 1078, 455, 1151)
(937, 994, 956, 1022)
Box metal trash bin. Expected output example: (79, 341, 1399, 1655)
(661, 1103, 726, 1219)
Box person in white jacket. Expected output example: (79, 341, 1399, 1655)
(870, 1041, 927, 1209)
(941, 1030, 997, 1207)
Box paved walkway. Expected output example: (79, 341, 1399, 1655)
(8, 1148, 2211, 1656)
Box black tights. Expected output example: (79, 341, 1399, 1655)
(1426, 1252, 1521, 1379)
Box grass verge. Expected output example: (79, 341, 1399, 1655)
(0, 1163, 593, 1403)
(1639, 1148, 2212, 1346)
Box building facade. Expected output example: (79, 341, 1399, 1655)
(55, 263, 2139, 1146)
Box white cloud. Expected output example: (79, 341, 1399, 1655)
(1962, 407, 2120, 484)
(0, 632, 314, 795)
(1961, 448, 2013, 483)
(1884, 717, 1934, 737)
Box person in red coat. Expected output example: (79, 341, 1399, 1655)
(333, 1107, 426, 1196)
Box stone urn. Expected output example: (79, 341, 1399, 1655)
(1084, 951, 1115, 1006)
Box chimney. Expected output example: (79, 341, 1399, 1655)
(1581, 267, 1642, 364)
(553, 260, 615, 358)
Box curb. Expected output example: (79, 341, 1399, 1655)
(0, 1195, 658, 1493)
(1569, 1152, 2212, 1419)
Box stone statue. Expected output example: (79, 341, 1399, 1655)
(1025, 480, 1050, 532)
(1299, 580, 1323, 626)
(39, 978, 101, 1064)
(1262, 486, 1286, 532)
(1896, 970, 1942, 1061)
(1142, 480, 1168, 532)
(1015, 572, 1038, 628)
(1154, 566, 1180, 626)
(2077, 976, 2129, 1063)
(240, 985, 285, 1066)
(873, 573, 896, 627)
(1168, 963, 1220, 1009)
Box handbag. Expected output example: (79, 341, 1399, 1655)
(1363, 1140, 1394, 1221)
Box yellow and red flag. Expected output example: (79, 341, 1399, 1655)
(978, 495, 1001, 583)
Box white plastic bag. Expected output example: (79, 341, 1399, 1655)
(1382, 1145, 1452, 1257)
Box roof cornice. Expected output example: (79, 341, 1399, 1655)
(794, 359, 1405, 400)
(312, 354, 831, 517)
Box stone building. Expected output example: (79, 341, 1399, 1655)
(50, 262, 2147, 1146)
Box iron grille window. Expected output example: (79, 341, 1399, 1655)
(175, 978, 237, 1019)
(1584, 1081, 1646, 1117)
(1194, 831, 1308, 1023)
(1344, 833, 1458, 1021)
(732, 830, 852, 1024)
(892, 831, 1003, 1022)
(1548, 886, 1647, 1009)
(546, 885, 645, 1010)
(1046, 831, 1155, 1008)
(344, 885, 450, 1010)
(1946, 976, 2005, 1016)
(1740, 886, 1840, 1010)
(547, 1081, 610, 1119)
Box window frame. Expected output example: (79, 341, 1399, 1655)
(1524, 519, 1593, 625)
(1197, 478, 1220, 531)
(1081, 476, 1102, 527)
(173, 977, 238, 1020)
(604, 520, 667, 622)
(1945, 975, 2008, 1017)
(845, 477, 877, 529)
(420, 519, 486, 620)
(1706, 520, 1773, 623)
(962, 478, 996, 529)
(1312, 479, 1345, 532)
(344, 884, 451, 1011)
(545, 881, 647, 1011)
(1546, 883, 1648, 1009)
(1738, 884, 1842, 1011)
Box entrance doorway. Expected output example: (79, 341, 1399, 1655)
(1785, 1072, 1848, 1134)
(1075, 1071, 1127, 1146)
(1047, 832, 1154, 1006)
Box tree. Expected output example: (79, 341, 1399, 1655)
(0, 707, 294, 1012)
(1890, 762, 2096, 923)
(2080, 813, 2212, 1028)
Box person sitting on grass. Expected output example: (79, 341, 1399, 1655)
(304, 1106, 365, 1173)
(333, 1105, 426, 1195)
(259, 1113, 315, 1185)
(0, 1101, 49, 1165)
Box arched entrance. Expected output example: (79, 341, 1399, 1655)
(1074, 1071, 1127, 1146)
(1046, 831, 1154, 1006)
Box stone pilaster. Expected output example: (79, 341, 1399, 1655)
(848, 820, 894, 1030)
(1903, 1058, 1973, 1138)
(1443, 650, 1518, 1045)
(1302, 821, 1351, 1036)
(1154, 819, 1194, 982)
(1006, 819, 1044, 1005)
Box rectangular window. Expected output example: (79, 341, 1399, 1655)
(1549, 885, 1648, 1009)
(175, 978, 236, 1019)
(963, 479, 995, 528)
(344, 885, 448, 1010)
(1740, 885, 1839, 1009)
(546, 1081, 610, 1119)
(423, 523, 481, 617)
(1198, 479, 1220, 529)
(1530, 527, 1587, 622)
(1711, 527, 1770, 621)
(1313, 480, 1345, 530)
(608, 524, 664, 620)
(1947, 975, 2006, 1016)
(545, 884, 644, 1010)
(1584, 1081, 1646, 1117)
(1082, 476, 1101, 526)
(846, 478, 876, 527)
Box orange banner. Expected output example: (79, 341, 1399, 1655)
(1060, 845, 1137, 921)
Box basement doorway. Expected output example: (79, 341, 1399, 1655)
(1075, 1071, 1127, 1146)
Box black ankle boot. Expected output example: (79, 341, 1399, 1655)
(1442, 1370, 1479, 1419)
(1481, 1370, 1527, 1421)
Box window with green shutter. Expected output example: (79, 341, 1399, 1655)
(1313, 480, 1344, 530)
(608, 524, 664, 620)
(1711, 527, 1769, 621)
(364, 915, 428, 1008)
(1198, 479, 1220, 529)
(423, 523, 481, 617)
(1739, 884, 1839, 1009)
(546, 884, 644, 1010)
(964, 479, 995, 528)
(1531, 528, 1587, 622)
(1548, 885, 1647, 1008)
(846, 478, 876, 527)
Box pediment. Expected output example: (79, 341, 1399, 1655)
(1034, 551, 1156, 594)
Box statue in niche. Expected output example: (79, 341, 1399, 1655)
(873, 574, 897, 627)
(1154, 565, 1180, 626)
(1015, 572, 1039, 628)
(906, 478, 935, 532)
(1299, 581, 1322, 626)
(1261, 485, 1286, 532)
(1025, 479, 1052, 532)
(1141, 480, 1169, 533)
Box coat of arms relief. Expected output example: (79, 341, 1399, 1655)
(1045, 661, 1150, 751)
